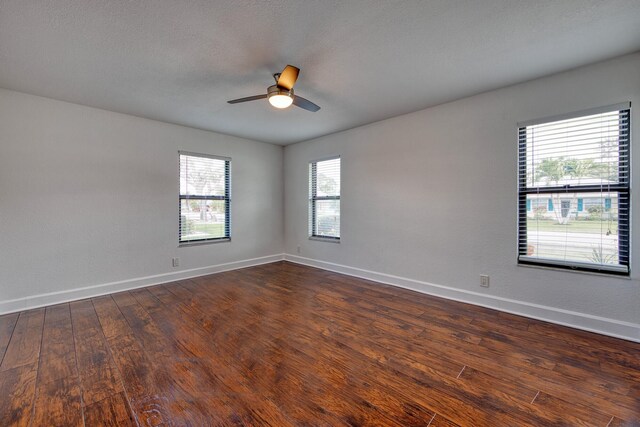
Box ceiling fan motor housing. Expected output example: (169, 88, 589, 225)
(268, 85, 293, 98)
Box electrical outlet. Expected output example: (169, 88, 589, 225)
(480, 275, 490, 288)
(297, 245, 301, 254)
(172, 257, 180, 267)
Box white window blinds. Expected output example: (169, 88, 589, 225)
(518, 104, 630, 275)
(179, 152, 231, 244)
(309, 157, 341, 240)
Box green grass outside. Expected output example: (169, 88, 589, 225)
(182, 222, 226, 240)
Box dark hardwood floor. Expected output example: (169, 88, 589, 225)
(0, 261, 639, 426)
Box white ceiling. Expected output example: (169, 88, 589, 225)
(1, 1, 639, 145)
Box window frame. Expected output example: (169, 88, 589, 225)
(309, 155, 341, 242)
(517, 103, 631, 276)
(178, 151, 231, 246)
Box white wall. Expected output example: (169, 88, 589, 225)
(0, 88, 284, 312)
(284, 53, 640, 340)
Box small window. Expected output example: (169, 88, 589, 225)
(179, 152, 230, 244)
(309, 157, 341, 240)
(518, 104, 630, 275)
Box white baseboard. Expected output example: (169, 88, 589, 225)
(4, 253, 638, 343)
(284, 254, 640, 343)
(0, 254, 284, 315)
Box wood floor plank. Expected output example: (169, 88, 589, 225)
(91, 295, 131, 340)
(30, 304, 84, 427)
(0, 313, 19, 365)
(0, 308, 44, 372)
(70, 299, 125, 407)
(0, 363, 38, 426)
(93, 295, 204, 426)
(529, 391, 613, 426)
(145, 283, 180, 306)
(36, 304, 77, 385)
(456, 366, 538, 406)
(83, 392, 137, 426)
(468, 317, 603, 368)
(607, 416, 640, 427)
(0, 310, 44, 427)
(104, 332, 177, 426)
(552, 360, 633, 396)
(31, 376, 83, 426)
(429, 414, 461, 427)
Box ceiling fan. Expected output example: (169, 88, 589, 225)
(227, 65, 320, 112)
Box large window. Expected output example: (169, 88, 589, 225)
(309, 157, 341, 240)
(179, 152, 230, 244)
(518, 104, 630, 275)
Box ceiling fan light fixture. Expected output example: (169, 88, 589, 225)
(269, 94, 293, 109)
(267, 85, 294, 109)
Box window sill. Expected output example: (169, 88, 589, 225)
(179, 238, 231, 247)
(517, 260, 631, 279)
(309, 236, 340, 243)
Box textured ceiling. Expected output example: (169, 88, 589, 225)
(1, 1, 639, 145)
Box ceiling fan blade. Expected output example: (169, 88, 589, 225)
(227, 94, 267, 104)
(277, 65, 300, 90)
(293, 95, 320, 112)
